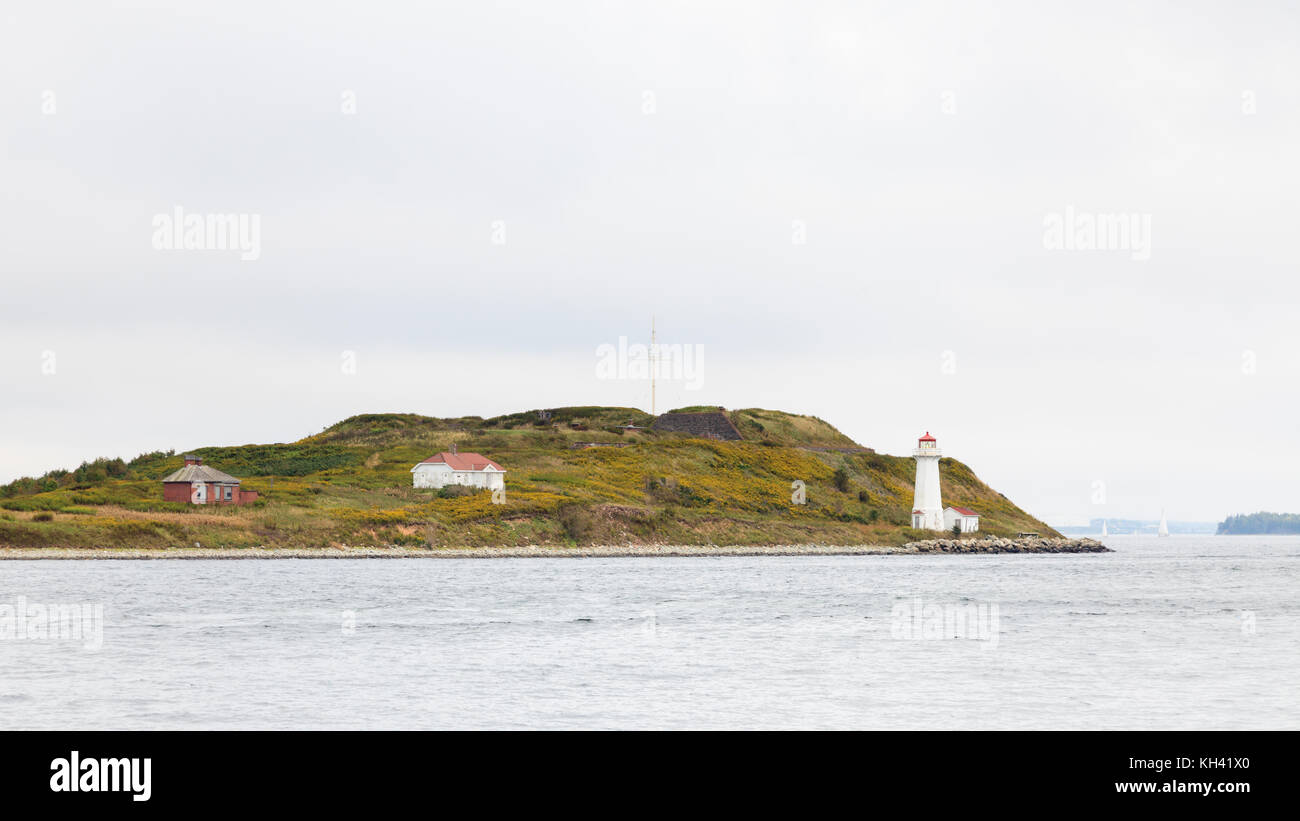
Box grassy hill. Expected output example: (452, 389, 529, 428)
(0, 407, 1057, 550)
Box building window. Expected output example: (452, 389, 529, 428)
(224, 486, 232, 501)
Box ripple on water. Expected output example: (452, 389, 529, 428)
(0, 537, 1296, 729)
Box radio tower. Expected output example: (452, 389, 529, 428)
(650, 315, 657, 416)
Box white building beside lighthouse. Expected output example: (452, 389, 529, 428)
(944, 506, 980, 533)
(911, 431, 946, 530)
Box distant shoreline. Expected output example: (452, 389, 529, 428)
(0, 537, 1109, 560)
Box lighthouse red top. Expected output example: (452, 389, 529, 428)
(913, 431, 941, 457)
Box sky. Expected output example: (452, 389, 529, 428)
(1, 0, 1297, 525)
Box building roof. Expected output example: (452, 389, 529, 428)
(161, 464, 241, 484)
(947, 506, 978, 516)
(918, 432, 936, 441)
(414, 452, 504, 472)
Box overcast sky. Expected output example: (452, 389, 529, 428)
(2, 1, 1297, 524)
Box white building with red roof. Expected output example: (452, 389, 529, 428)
(944, 506, 980, 533)
(411, 444, 506, 491)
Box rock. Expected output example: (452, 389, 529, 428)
(902, 536, 1113, 555)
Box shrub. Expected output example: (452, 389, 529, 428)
(0, 521, 59, 546)
(437, 485, 477, 499)
(557, 505, 598, 543)
(869, 509, 880, 523)
(32, 512, 54, 522)
(123, 500, 196, 513)
(1, 496, 66, 512)
(387, 532, 426, 547)
(181, 444, 363, 477)
(102, 520, 169, 544)
(832, 468, 850, 492)
(858, 490, 870, 503)
(643, 476, 709, 508)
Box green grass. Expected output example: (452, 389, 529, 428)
(0, 406, 1058, 549)
(729, 408, 861, 448)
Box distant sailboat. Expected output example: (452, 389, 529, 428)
(1101, 519, 1108, 537)
(1158, 510, 1170, 537)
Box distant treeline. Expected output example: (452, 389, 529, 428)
(1217, 512, 1300, 534)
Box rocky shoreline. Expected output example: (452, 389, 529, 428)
(905, 536, 1111, 554)
(0, 537, 1110, 559)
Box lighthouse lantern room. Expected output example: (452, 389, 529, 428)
(911, 432, 945, 530)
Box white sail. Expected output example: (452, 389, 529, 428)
(1158, 510, 1170, 537)
(1101, 519, 1107, 537)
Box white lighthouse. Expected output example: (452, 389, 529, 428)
(911, 431, 945, 530)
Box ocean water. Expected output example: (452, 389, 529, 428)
(1, 536, 1296, 730)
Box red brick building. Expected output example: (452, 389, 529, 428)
(161, 455, 259, 505)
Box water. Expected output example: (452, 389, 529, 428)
(1, 536, 1296, 729)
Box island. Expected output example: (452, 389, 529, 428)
(0, 407, 1108, 557)
(1217, 512, 1300, 535)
